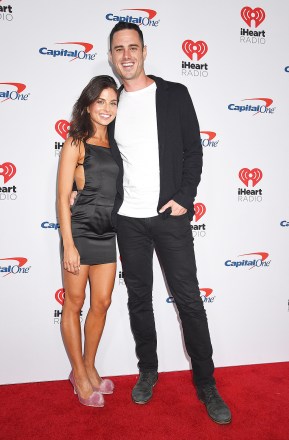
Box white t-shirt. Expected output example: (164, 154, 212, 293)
(115, 82, 160, 218)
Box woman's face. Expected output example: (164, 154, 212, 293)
(87, 87, 117, 128)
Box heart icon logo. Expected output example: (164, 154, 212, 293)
(0, 162, 16, 184)
(241, 7, 266, 28)
(55, 120, 70, 140)
(239, 168, 263, 187)
(55, 288, 65, 306)
(194, 203, 206, 222)
(182, 40, 208, 61)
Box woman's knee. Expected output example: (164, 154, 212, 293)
(63, 291, 85, 312)
(91, 297, 112, 315)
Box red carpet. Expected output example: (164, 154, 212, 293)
(1, 362, 289, 440)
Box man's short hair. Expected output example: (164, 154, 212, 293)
(109, 22, 144, 50)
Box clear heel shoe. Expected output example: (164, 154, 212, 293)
(93, 378, 114, 395)
(69, 372, 104, 407)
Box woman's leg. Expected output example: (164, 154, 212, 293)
(61, 265, 94, 398)
(84, 262, 116, 387)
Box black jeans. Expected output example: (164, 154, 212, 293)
(117, 213, 215, 387)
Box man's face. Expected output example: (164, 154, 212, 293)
(109, 29, 147, 82)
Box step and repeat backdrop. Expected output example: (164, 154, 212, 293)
(1, 0, 289, 384)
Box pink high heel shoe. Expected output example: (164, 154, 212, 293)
(93, 378, 114, 395)
(69, 372, 104, 407)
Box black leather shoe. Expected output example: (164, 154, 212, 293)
(197, 384, 231, 424)
(132, 371, 158, 404)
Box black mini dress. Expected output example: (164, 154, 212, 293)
(70, 143, 119, 265)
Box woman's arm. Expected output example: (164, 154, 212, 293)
(57, 137, 81, 274)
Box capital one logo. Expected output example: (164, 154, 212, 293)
(105, 9, 160, 27)
(0, 162, 16, 183)
(55, 288, 65, 306)
(39, 42, 96, 62)
(167, 287, 214, 303)
(200, 288, 215, 303)
(241, 6, 265, 28)
(201, 131, 216, 141)
(200, 131, 219, 148)
(228, 98, 275, 115)
(0, 257, 31, 277)
(0, 82, 29, 103)
(225, 252, 270, 269)
(194, 203, 206, 221)
(200, 288, 212, 298)
(182, 40, 208, 61)
(122, 8, 157, 19)
(55, 120, 70, 140)
(239, 168, 262, 187)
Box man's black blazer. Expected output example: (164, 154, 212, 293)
(108, 75, 203, 226)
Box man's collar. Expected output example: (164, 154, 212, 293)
(117, 75, 165, 95)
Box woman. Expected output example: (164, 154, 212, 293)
(57, 75, 119, 407)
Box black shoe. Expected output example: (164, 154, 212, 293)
(197, 384, 231, 424)
(132, 371, 158, 404)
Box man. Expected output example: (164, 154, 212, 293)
(108, 22, 231, 424)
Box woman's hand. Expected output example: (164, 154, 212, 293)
(63, 244, 80, 275)
(70, 191, 78, 206)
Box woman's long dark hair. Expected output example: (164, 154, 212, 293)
(69, 75, 117, 144)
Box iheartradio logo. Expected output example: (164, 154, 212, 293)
(0, 3, 13, 22)
(55, 120, 70, 140)
(55, 288, 65, 306)
(182, 40, 208, 61)
(194, 203, 206, 221)
(241, 7, 265, 28)
(192, 203, 206, 238)
(238, 168, 263, 203)
(0, 162, 16, 183)
(239, 168, 262, 187)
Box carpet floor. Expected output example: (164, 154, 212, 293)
(1, 362, 289, 440)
